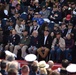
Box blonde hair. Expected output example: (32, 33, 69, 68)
(40, 68, 47, 75)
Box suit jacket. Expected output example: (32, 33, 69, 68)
(51, 37, 65, 50)
(39, 35, 51, 49)
(64, 28, 75, 36)
(64, 28, 76, 41)
(8, 34, 20, 45)
(29, 36, 39, 48)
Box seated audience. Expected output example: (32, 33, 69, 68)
(65, 33, 74, 61)
(13, 30, 30, 59)
(51, 31, 65, 62)
(5, 29, 20, 52)
(37, 28, 51, 61)
(28, 30, 39, 54)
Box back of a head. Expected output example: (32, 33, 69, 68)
(62, 59, 70, 68)
(31, 60, 39, 72)
(6, 56, 15, 62)
(8, 61, 19, 70)
(1, 60, 7, 70)
(48, 60, 54, 68)
(21, 65, 30, 75)
(51, 71, 60, 75)
(40, 68, 47, 75)
(32, 65, 38, 72)
(8, 68, 18, 75)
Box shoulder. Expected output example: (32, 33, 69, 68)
(60, 37, 65, 41)
(16, 34, 20, 37)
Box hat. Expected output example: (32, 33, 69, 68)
(66, 14, 71, 21)
(24, 54, 37, 62)
(5, 50, 17, 58)
(66, 64, 76, 73)
(38, 61, 49, 68)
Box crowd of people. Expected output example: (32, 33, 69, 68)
(0, 53, 76, 75)
(0, 0, 76, 75)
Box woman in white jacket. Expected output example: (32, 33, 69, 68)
(15, 18, 25, 38)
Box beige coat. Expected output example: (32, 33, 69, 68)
(51, 37, 65, 50)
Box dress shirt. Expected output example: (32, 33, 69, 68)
(44, 36, 48, 45)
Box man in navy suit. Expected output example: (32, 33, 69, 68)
(28, 30, 39, 54)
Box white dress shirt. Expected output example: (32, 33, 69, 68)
(44, 36, 48, 45)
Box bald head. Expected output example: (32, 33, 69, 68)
(48, 60, 54, 68)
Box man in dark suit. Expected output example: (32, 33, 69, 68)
(64, 23, 76, 41)
(5, 29, 20, 52)
(37, 29, 51, 60)
(28, 30, 39, 54)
